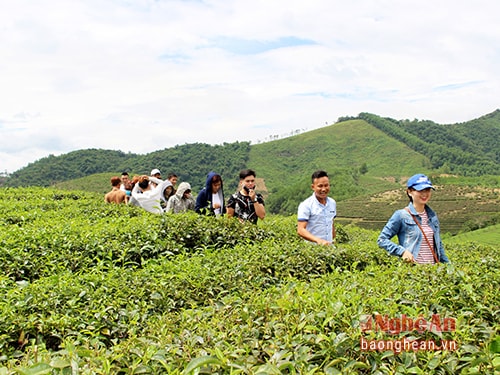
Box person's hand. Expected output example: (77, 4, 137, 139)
(317, 239, 331, 246)
(213, 203, 221, 209)
(402, 250, 415, 263)
(249, 189, 257, 202)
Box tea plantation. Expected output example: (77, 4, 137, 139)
(0, 188, 498, 374)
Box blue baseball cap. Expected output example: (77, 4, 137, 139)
(407, 174, 434, 191)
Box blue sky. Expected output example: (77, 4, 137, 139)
(1, 0, 499, 173)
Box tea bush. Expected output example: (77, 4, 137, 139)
(0, 187, 498, 374)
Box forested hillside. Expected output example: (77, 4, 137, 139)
(357, 110, 500, 176)
(4, 142, 251, 192)
(5, 149, 136, 187)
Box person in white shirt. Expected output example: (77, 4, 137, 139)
(297, 170, 337, 245)
(150, 168, 162, 188)
(130, 175, 173, 214)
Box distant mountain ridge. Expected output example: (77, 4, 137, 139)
(3, 110, 499, 194)
(358, 111, 500, 175)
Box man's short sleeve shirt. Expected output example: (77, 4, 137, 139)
(227, 191, 264, 224)
(297, 193, 336, 242)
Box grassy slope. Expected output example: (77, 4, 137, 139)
(248, 119, 430, 192)
(54, 172, 119, 194)
(445, 223, 500, 247)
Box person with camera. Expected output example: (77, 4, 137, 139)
(227, 169, 265, 224)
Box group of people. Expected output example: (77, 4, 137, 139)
(106, 167, 449, 265)
(296, 170, 449, 265)
(105, 169, 197, 214)
(105, 168, 267, 222)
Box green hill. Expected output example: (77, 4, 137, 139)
(445, 223, 500, 247)
(2, 111, 499, 234)
(358, 110, 500, 175)
(248, 119, 429, 188)
(5, 110, 500, 191)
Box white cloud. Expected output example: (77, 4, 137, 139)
(1, 0, 499, 173)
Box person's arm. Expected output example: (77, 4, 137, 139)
(249, 192, 265, 220)
(188, 197, 196, 211)
(377, 210, 413, 261)
(131, 183, 141, 198)
(253, 200, 265, 220)
(332, 221, 336, 240)
(435, 226, 450, 263)
(297, 199, 329, 244)
(439, 250, 450, 263)
(226, 195, 235, 218)
(165, 196, 174, 213)
(119, 191, 127, 204)
(195, 189, 207, 213)
(401, 251, 415, 262)
(297, 221, 331, 245)
(149, 176, 163, 185)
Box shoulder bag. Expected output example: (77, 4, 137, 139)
(405, 207, 439, 264)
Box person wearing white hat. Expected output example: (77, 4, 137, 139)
(150, 169, 162, 188)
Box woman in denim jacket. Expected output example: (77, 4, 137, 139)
(377, 174, 449, 264)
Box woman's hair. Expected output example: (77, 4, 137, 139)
(406, 188, 414, 202)
(211, 174, 222, 184)
(163, 185, 174, 200)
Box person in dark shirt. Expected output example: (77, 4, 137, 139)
(195, 172, 226, 216)
(227, 169, 265, 224)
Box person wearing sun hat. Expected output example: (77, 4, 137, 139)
(377, 174, 449, 264)
(150, 168, 161, 178)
